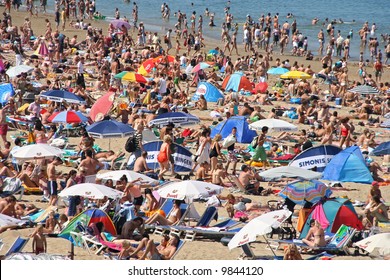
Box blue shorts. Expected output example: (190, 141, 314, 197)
(48, 181, 58, 196)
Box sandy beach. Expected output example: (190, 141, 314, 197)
(0, 5, 389, 262)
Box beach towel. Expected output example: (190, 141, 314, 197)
(297, 208, 311, 232)
(311, 204, 330, 230)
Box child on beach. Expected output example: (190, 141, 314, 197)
(32, 224, 47, 255)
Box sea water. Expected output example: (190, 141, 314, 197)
(45, 0, 389, 60)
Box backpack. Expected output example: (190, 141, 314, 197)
(125, 134, 137, 153)
(251, 136, 258, 149)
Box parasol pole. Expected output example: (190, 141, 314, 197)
(263, 236, 277, 257)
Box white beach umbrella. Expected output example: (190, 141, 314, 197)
(6, 65, 34, 78)
(58, 183, 123, 199)
(157, 180, 223, 200)
(249, 119, 298, 132)
(12, 144, 62, 160)
(228, 209, 292, 250)
(258, 166, 322, 181)
(97, 170, 157, 184)
(354, 233, 390, 255)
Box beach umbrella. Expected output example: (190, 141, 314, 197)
(349, 85, 380, 95)
(354, 233, 390, 256)
(86, 119, 135, 138)
(12, 144, 63, 160)
(153, 55, 176, 64)
(191, 62, 212, 73)
(89, 92, 116, 122)
(267, 67, 289, 75)
(97, 170, 158, 184)
(58, 183, 123, 199)
(208, 49, 219, 55)
(280, 71, 312, 79)
(253, 82, 268, 93)
(114, 71, 148, 83)
(40, 90, 86, 104)
(228, 209, 292, 250)
(6, 65, 34, 78)
(249, 119, 298, 132)
(370, 141, 390, 156)
(137, 58, 156, 76)
(157, 180, 223, 201)
(148, 112, 200, 127)
(279, 179, 332, 204)
(48, 110, 88, 124)
(258, 166, 322, 181)
(110, 19, 131, 29)
(222, 71, 253, 92)
(34, 41, 49, 56)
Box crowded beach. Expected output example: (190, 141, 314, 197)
(0, 1, 389, 260)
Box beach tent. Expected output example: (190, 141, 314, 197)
(370, 141, 390, 156)
(299, 198, 363, 238)
(289, 145, 342, 172)
(0, 83, 15, 105)
(221, 72, 253, 92)
(59, 208, 116, 244)
(192, 82, 224, 102)
(322, 146, 373, 184)
(127, 141, 193, 172)
(210, 116, 257, 143)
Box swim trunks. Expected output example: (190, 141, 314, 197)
(0, 124, 8, 136)
(48, 180, 58, 196)
(133, 196, 144, 206)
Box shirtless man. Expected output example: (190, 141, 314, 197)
(133, 151, 152, 173)
(0, 103, 10, 144)
(195, 161, 210, 181)
(0, 196, 17, 217)
(238, 165, 262, 193)
(79, 149, 104, 176)
(130, 234, 180, 260)
(47, 156, 63, 206)
(212, 162, 227, 186)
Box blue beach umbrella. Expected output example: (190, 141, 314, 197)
(148, 112, 200, 128)
(40, 90, 86, 104)
(267, 67, 289, 75)
(86, 120, 135, 138)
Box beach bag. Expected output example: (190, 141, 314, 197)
(222, 134, 236, 148)
(125, 134, 136, 153)
(251, 136, 258, 149)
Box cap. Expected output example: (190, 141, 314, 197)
(372, 181, 379, 187)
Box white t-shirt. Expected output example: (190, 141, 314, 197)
(244, 29, 249, 40)
(77, 61, 84, 74)
(180, 55, 187, 65)
(158, 78, 167, 94)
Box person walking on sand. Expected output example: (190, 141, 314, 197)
(0, 103, 10, 145)
(47, 156, 63, 206)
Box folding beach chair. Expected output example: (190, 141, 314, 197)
(239, 243, 283, 260)
(153, 203, 194, 236)
(170, 239, 186, 260)
(4, 236, 30, 257)
(170, 206, 218, 240)
(271, 224, 357, 255)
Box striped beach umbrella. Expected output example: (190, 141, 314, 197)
(279, 179, 332, 204)
(137, 58, 156, 76)
(114, 71, 148, 83)
(349, 84, 380, 95)
(48, 110, 88, 124)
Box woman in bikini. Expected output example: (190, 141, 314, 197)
(144, 199, 182, 226)
(302, 219, 326, 247)
(209, 134, 223, 172)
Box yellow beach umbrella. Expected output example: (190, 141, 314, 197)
(280, 71, 312, 79)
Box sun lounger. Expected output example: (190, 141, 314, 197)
(4, 236, 30, 257)
(271, 224, 356, 255)
(169, 206, 218, 240)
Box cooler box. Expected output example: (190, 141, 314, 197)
(335, 98, 342, 105)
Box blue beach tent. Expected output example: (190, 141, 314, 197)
(0, 83, 15, 105)
(210, 116, 257, 143)
(192, 82, 224, 102)
(322, 146, 373, 184)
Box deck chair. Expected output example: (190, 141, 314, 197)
(185, 219, 243, 240)
(170, 239, 185, 260)
(271, 224, 356, 255)
(70, 231, 106, 255)
(1, 178, 24, 201)
(4, 236, 29, 257)
(170, 206, 218, 240)
(239, 243, 283, 260)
